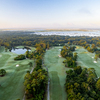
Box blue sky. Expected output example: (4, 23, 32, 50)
(0, 0, 100, 29)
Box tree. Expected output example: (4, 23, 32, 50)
(87, 77, 94, 85)
(74, 52, 77, 60)
(47, 43, 49, 49)
(74, 66, 82, 75)
(94, 54, 98, 61)
(28, 62, 32, 67)
(24, 69, 48, 99)
(87, 46, 91, 52)
(0, 69, 6, 76)
(96, 79, 100, 91)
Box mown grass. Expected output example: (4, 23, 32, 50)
(0, 46, 35, 100)
(75, 46, 100, 77)
(16, 46, 24, 49)
(44, 47, 70, 100)
(0, 54, 11, 67)
(50, 71, 62, 100)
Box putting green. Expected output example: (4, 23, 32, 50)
(75, 46, 100, 77)
(44, 47, 71, 100)
(0, 46, 35, 100)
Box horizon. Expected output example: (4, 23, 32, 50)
(1, 27, 100, 30)
(0, 0, 100, 29)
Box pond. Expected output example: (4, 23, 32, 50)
(11, 48, 31, 54)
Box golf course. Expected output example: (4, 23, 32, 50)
(75, 46, 100, 77)
(44, 46, 71, 100)
(1, 44, 100, 100)
(44, 45, 100, 100)
(0, 46, 35, 100)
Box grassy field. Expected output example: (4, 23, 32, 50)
(75, 46, 100, 77)
(16, 46, 25, 49)
(44, 47, 71, 100)
(0, 46, 5, 53)
(0, 46, 35, 100)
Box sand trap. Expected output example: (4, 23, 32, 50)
(58, 55, 61, 57)
(59, 49, 61, 51)
(94, 61, 97, 63)
(16, 64, 19, 67)
(84, 52, 88, 53)
(76, 46, 79, 49)
(0, 55, 2, 57)
(92, 57, 94, 58)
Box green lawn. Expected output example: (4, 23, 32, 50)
(44, 47, 71, 100)
(75, 46, 100, 77)
(0, 46, 35, 100)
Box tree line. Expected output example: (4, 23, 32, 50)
(14, 54, 25, 60)
(24, 42, 48, 100)
(1, 31, 100, 50)
(60, 45, 100, 99)
(61, 45, 77, 68)
(65, 66, 100, 100)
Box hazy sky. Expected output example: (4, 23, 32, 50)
(0, 0, 100, 29)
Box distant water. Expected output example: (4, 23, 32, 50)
(32, 31, 100, 37)
(11, 48, 30, 54)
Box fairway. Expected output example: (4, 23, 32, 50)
(0, 46, 35, 100)
(44, 47, 70, 100)
(75, 46, 100, 77)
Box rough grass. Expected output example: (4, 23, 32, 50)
(75, 46, 100, 77)
(0, 46, 35, 100)
(44, 47, 70, 100)
(0, 46, 4, 53)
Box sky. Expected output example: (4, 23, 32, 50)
(0, 0, 100, 29)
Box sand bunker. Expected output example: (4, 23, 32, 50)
(84, 52, 88, 53)
(0, 55, 2, 57)
(58, 55, 61, 57)
(92, 57, 94, 58)
(59, 49, 61, 51)
(16, 64, 19, 67)
(94, 61, 97, 63)
(76, 46, 79, 49)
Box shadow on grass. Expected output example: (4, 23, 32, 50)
(50, 71, 62, 100)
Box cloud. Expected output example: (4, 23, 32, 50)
(78, 8, 92, 15)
